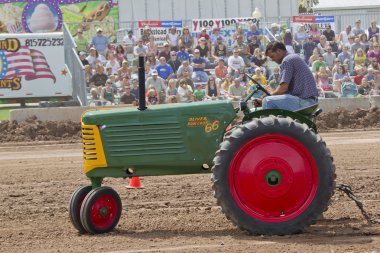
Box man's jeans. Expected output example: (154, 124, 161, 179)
(262, 94, 318, 111)
(192, 71, 209, 82)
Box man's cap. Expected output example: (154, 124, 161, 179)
(128, 30, 133, 34)
(285, 29, 291, 33)
(356, 19, 361, 23)
(164, 42, 169, 46)
(79, 51, 86, 56)
(255, 67, 261, 72)
(199, 37, 206, 41)
(90, 47, 96, 50)
(194, 49, 200, 53)
(152, 70, 158, 75)
(201, 28, 207, 31)
(96, 27, 102, 32)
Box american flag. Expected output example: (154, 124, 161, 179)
(0, 46, 56, 83)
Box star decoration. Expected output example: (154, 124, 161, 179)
(61, 68, 67, 76)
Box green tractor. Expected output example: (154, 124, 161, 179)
(69, 58, 335, 235)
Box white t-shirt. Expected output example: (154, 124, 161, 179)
(105, 60, 120, 75)
(178, 85, 193, 102)
(123, 35, 137, 45)
(228, 55, 245, 71)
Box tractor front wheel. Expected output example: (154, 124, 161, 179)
(212, 116, 335, 235)
(80, 186, 122, 234)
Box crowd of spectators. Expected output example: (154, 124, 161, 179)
(76, 20, 380, 106)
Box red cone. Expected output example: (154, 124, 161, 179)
(126, 176, 144, 189)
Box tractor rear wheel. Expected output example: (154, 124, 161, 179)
(212, 116, 335, 235)
(80, 186, 122, 234)
(68, 185, 92, 234)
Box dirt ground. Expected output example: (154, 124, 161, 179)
(0, 130, 379, 253)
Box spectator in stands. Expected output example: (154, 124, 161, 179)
(118, 60, 130, 80)
(147, 53, 158, 68)
(178, 79, 195, 102)
(87, 47, 100, 69)
(177, 60, 194, 90)
(354, 48, 367, 67)
(84, 64, 92, 87)
(358, 76, 372, 96)
(100, 79, 115, 104)
(317, 35, 330, 54)
(228, 77, 247, 100)
(196, 37, 211, 60)
(90, 28, 109, 56)
(119, 86, 137, 105)
(234, 35, 251, 66)
(323, 46, 336, 71)
(133, 38, 148, 57)
(360, 33, 370, 53)
(106, 53, 120, 75)
(145, 70, 166, 93)
(250, 48, 268, 76)
(79, 51, 89, 66)
(177, 45, 190, 63)
(338, 45, 353, 73)
(316, 67, 332, 91)
(221, 73, 233, 94)
(193, 83, 206, 101)
(158, 43, 171, 61)
(283, 29, 295, 54)
(228, 48, 245, 77)
(142, 26, 151, 44)
(191, 49, 208, 82)
(197, 28, 211, 49)
(232, 25, 246, 43)
(248, 35, 262, 56)
(246, 23, 262, 45)
(210, 28, 224, 46)
(303, 36, 317, 64)
(294, 25, 308, 54)
(146, 35, 158, 56)
(345, 36, 355, 51)
(156, 57, 174, 84)
(105, 66, 113, 77)
(168, 51, 181, 74)
(309, 23, 321, 44)
(351, 37, 364, 56)
(311, 55, 328, 74)
(115, 45, 126, 65)
(268, 23, 280, 41)
(322, 24, 338, 52)
(146, 85, 159, 105)
(165, 79, 179, 103)
(205, 75, 220, 99)
(339, 25, 354, 49)
(308, 47, 320, 66)
(90, 64, 108, 88)
(352, 19, 365, 37)
(166, 27, 180, 52)
(179, 27, 194, 53)
(75, 29, 88, 54)
(212, 36, 228, 63)
(367, 43, 380, 64)
(214, 59, 228, 84)
(250, 67, 268, 86)
(130, 78, 139, 99)
(118, 77, 129, 89)
(367, 67, 376, 82)
(353, 66, 365, 85)
(268, 66, 281, 91)
(368, 20, 379, 40)
(122, 30, 137, 54)
(333, 64, 348, 93)
(145, 61, 153, 78)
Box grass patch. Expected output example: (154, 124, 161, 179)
(0, 107, 18, 121)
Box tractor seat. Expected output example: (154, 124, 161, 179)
(295, 103, 320, 116)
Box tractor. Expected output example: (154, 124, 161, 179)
(69, 57, 335, 235)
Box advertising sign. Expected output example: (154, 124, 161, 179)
(0, 33, 72, 99)
(0, 1, 119, 42)
(292, 15, 335, 33)
(138, 20, 183, 47)
(192, 17, 260, 32)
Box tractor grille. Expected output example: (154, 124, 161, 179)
(102, 121, 186, 157)
(82, 126, 98, 160)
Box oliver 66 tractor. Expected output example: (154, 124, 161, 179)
(69, 58, 335, 235)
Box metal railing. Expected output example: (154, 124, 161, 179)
(63, 23, 87, 106)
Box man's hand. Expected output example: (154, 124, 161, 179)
(253, 98, 262, 107)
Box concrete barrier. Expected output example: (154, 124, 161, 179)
(9, 97, 376, 122)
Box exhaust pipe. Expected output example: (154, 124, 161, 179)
(138, 56, 147, 111)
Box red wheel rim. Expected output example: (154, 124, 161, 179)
(229, 134, 318, 222)
(90, 194, 119, 229)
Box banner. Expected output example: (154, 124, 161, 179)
(0, 1, 119, 42)
(192, 17, 259, 32)
(292, 15, 335, 34)
(0, 33, 72, 99)
(138, 20, 183, 47)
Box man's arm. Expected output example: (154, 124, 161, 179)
(271, 82, 289, 95)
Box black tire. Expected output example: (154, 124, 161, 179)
(68, 185, 92, 234)
(80, 186, 122, 234)
(212, 116, 335, 235)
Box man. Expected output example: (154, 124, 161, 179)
(254, 41, 318, 111)
(233, 35, 250, 66)
(322, 24, 338, 52)
(176, 45, 190, 62)
(337, 45, 353, 73)
(155, 57, 174, 83)
(191, 49, 208, 82)
(303, 35, 317, 63)
(352, 19, 365, 37)
(122, 30, 136, 54)
(228, 77, 247, 101)
(90, 64, 108, 88)
(210, 28, 224, 46)
(133, 38, 148, 57)
(166, 26, 179, 51)
(158, 43, 171, 61)
(227, 49, 245, 76)
(177, 60, 194, 90)
(75, 29, 88, 54)
(246, 23, 262, 45)
(167, 51, 181, 73)
(311, 55, 328, 74)
(145, 70, 166, 103)
(322, 46, 336, 71)
(90, 28, 109, 56)
(119, 86, 137, 105)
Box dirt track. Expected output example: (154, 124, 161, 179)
(0, 131, 380, 253)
